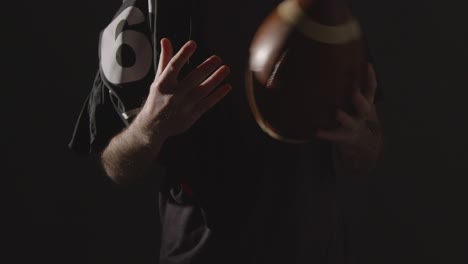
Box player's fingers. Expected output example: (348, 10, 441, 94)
(192, 84, 232, 118)
(161, 40, 197, 82)
(187, 65, 230, 102)
(336, 109, 357, 130)
(180, 55, 223, 91)
(353, 90, 372, 119)
(155, 38, 173, 79)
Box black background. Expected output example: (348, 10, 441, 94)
(5, 0, 468, 263)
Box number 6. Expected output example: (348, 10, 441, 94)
(100, 6, 153, 85)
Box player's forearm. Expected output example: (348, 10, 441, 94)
(100, 117, 167, 184)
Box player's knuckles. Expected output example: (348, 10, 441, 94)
(151, 79, 170, 92)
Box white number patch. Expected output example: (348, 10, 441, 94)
(100, 6, 152, 85)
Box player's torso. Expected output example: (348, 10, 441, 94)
(164, 0, 337, 223)
(161, 0, 290, 238)
(159, 1, 345, 263)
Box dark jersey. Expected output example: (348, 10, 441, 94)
(69, 1, 383, 263)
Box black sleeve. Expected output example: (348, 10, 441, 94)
(68, 71, 126, 157)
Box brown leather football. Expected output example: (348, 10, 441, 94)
(246, 0, 367, 143)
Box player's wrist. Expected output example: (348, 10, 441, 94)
(129, 113, 169, 149)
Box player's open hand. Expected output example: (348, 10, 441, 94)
(135, 38, 231, 139)
(315, 64, 383, 174)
